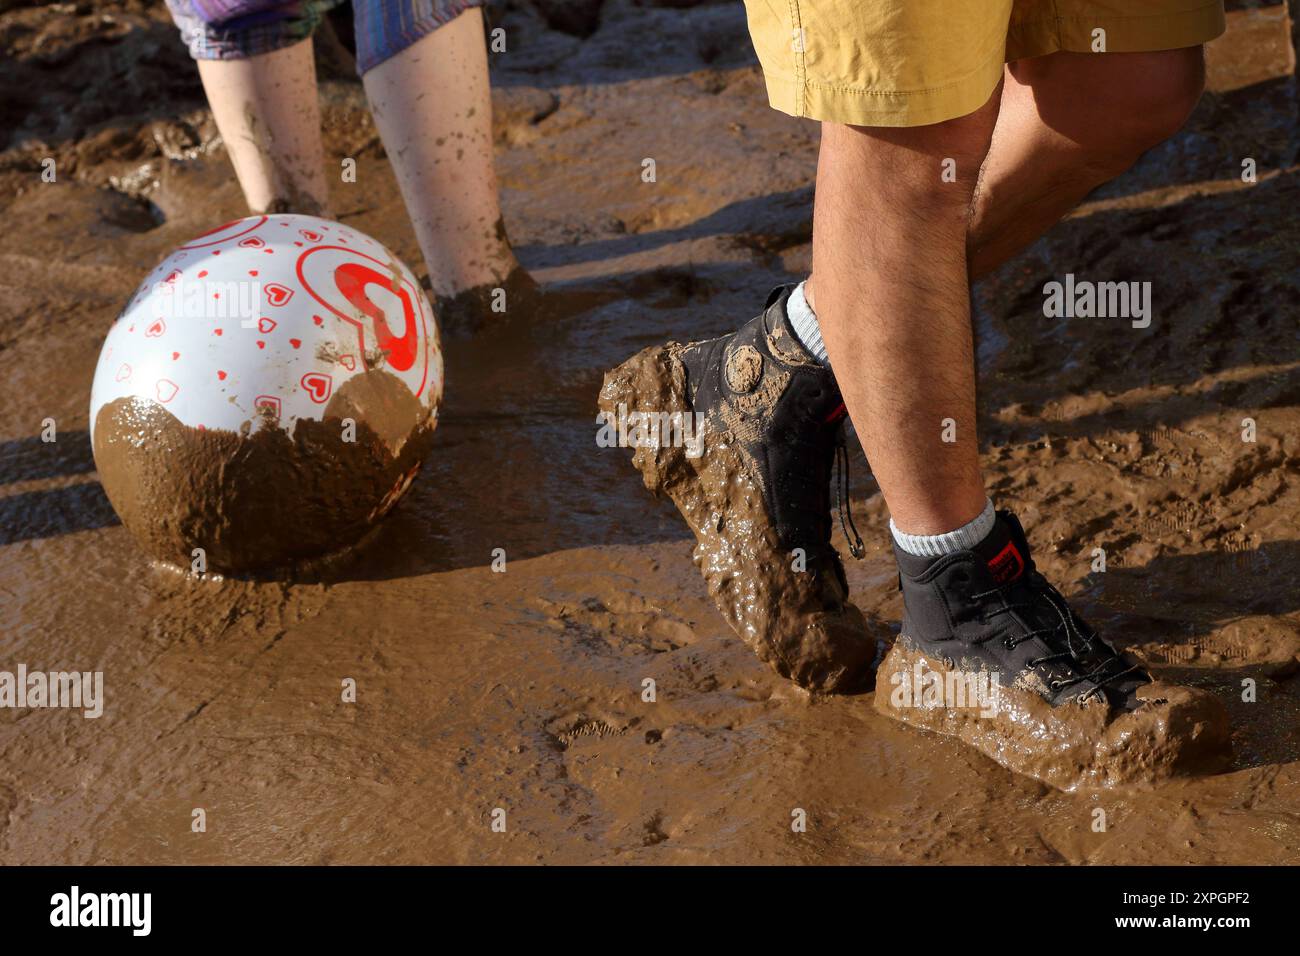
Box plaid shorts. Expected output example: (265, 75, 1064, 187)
(166, 0, 486, 75)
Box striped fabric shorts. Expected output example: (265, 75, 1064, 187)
(165, 0, 486, 76)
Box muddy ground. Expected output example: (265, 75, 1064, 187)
(1, 1, 1298, 863)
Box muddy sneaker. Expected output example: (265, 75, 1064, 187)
(875, 509, 1231, 789)
(598, 285, 885, 693)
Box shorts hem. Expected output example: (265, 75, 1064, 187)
(762, 52, 1006, 128)
(757, 1, 1225, 127)
(1008, 2, 1227, 58)
(355, 1, 484, 75)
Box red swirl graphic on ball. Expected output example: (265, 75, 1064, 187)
(295, 246, 431, 398)
(331, 262, 418, 373)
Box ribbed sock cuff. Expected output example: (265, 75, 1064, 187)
(890, 498, 996, 558)
(785, 281, 829, 366)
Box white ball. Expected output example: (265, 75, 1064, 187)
(90, 214, 444, 572)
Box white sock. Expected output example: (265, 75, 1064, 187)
(785, 281, 829, 366)
(891, 498, 996, 558)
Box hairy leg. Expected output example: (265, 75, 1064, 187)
(362, 8, 521, 307)
(969, 47, 1205, 278)
(197, 39, 330, 215)
(806, 49, 1205, 535)
(807, 90, 1001, 535)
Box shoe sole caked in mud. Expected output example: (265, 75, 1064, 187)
(599, 342, 886, 693)
(874, 640, 1232, 790)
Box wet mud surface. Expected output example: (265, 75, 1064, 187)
(1, 1, 1299, 863)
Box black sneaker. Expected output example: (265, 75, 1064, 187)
(598, 286, 885, 692)
(876, 509, 1230, 788)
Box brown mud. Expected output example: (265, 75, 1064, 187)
(431, 261, 541, 338)
(92, 367, 436, 574)
(1, 1, 1299, 863)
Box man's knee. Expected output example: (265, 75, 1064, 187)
(1020, 47, 1206, 175)
(1099, 48, 1205, 166)
(918, 108, 997, 193)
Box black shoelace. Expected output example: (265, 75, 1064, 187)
(972, 572, 1141, 703)
(834, 436, 865, 559)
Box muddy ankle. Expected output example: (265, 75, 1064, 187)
(430, 266, 541, 337)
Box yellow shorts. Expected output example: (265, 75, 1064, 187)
(743, 0, 1226, 127)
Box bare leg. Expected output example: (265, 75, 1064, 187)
(808, 91, 1001, 536)
(362, 9, 524, 318)
(969, 48, 1205, 277)
(806, 48, 1205, 535)
(197, 39, 330, 215)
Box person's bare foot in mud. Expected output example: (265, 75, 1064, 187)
(363, 10, 536, 337)
(425, 258, 542, 338)
(600, 286, 888, 694)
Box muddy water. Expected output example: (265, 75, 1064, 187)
(1, 1, 1298, 863)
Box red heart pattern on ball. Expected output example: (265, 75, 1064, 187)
(300, 372, 332, 404)
(265, 283, 294, 307)
(96, 215, 439, 441)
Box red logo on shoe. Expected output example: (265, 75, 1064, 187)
(987, 541, 1025, 584)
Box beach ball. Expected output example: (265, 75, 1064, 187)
(89, 213, 443, 573)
